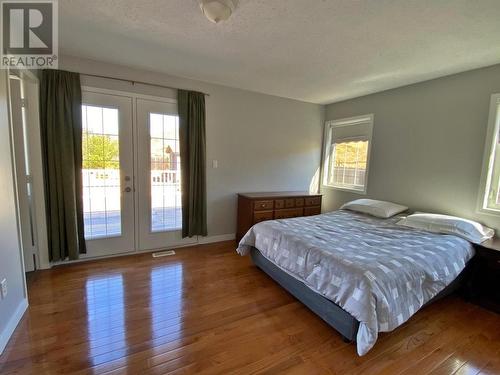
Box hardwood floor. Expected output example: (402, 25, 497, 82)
(1, 240, 499, 374)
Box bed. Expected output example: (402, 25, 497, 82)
(236, 210, 475, 355)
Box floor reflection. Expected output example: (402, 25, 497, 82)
(150, 263, 184, 346)
(85, 274, 126, 366)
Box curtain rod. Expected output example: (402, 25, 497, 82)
(80, 72, 210, 96)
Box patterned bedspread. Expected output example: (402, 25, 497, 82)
(236, 210, 474, 355)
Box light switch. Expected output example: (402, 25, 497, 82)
(212, 159, 218, 169)
(0, 279, 7, 299)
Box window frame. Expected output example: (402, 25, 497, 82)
(321, 114, 374, 194)
(478, 93, 500, 215)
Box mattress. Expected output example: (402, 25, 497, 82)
(237, 210, 475, 355)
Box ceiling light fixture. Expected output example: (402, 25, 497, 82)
(199, 0, 236, 24)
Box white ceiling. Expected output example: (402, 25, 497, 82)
(60, 0, 500, 104)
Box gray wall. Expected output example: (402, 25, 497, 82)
(322, 63, 500, 231)
(0, 71, 27, 353)
(60, 55, 324, 237)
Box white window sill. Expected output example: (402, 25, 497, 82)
(322, 184, 367, 195)
(476, 206, 500, 217)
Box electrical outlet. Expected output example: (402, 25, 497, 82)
(0, 279, 7, 299)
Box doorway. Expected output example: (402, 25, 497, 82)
(8, 71, 45, 272)
(81, 88, 196, 258)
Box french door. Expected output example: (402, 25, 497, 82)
(136, 99, 195, 250)
(81, 92, 135, 257)
(82, 90, 196, 258)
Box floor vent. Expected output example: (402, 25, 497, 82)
(152, 250, 176, 258)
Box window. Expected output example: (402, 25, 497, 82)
(479, 94, 500, 212)
(322, 114, 373, 193)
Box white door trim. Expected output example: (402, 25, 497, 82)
(23, 76, 49, 269)
(82, 86, 177, 104)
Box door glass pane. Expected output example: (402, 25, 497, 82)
(150, 113, 182, 232)
(82, 105, 121, 239)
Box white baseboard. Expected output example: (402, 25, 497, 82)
(198, 233, 235, 244)
(0, 298, 28, 355)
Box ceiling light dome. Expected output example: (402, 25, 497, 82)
(200, 0, 236, 24)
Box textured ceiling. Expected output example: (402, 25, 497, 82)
(59, 0, 500, 104)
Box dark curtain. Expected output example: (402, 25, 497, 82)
(39, 69, 86, 261)
(178, 90, 207, 237)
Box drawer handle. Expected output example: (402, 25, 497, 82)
(260, 204, 266, 208)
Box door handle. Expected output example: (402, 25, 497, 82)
(124, 187, 132, 193)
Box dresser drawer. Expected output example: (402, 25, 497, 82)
(254, 200, 274, 211)
(237, 192, 322, 243)
(295, 198, 304, 207)
(293, 208, 304, 217)
(304, 206, 321, 216)
(305, 197, 321, 206)
(274, 208, 303, 219)
(274, 199, 285, 209)
(253, 210, 274, 224)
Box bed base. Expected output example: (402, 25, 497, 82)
(250, 247, 468, 343)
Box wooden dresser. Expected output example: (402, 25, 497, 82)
(236, 191, 322, 242)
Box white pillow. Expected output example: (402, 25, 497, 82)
(340, 199, 408, 218)
(397, 213, 494, 243)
